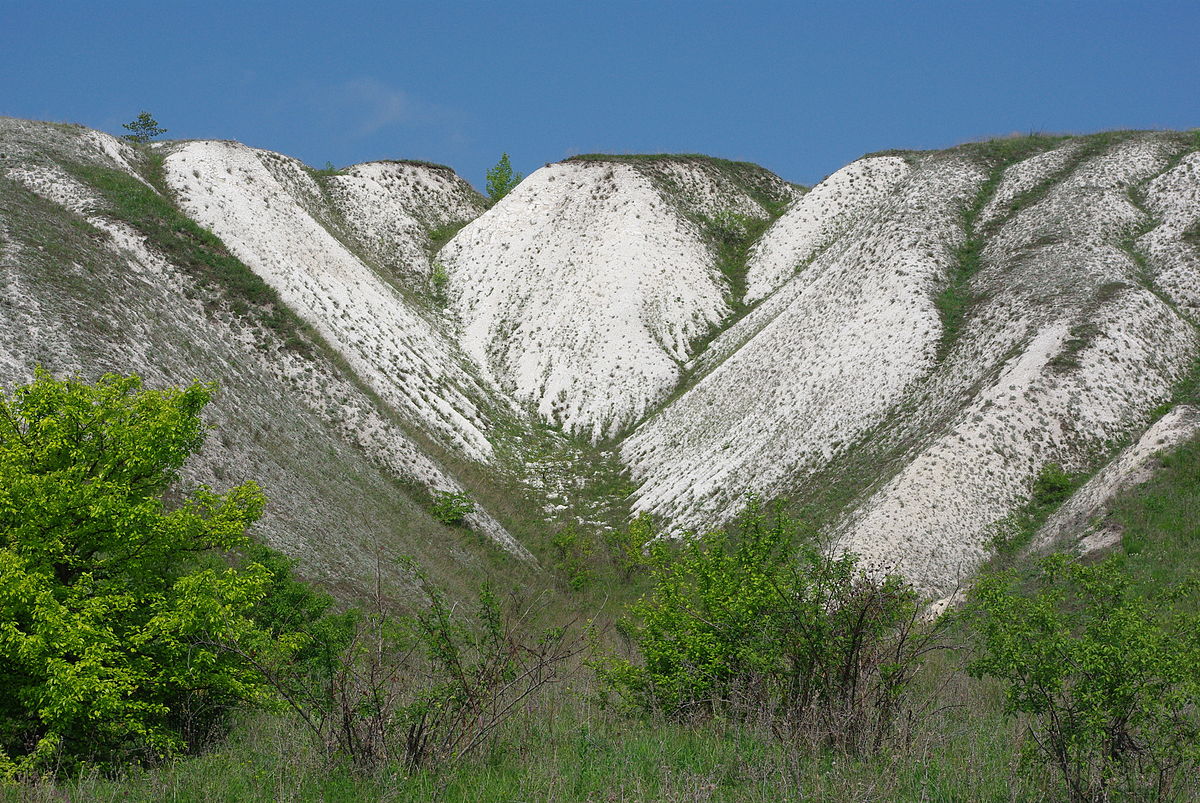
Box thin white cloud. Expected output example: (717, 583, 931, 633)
(284, 77, 464, 141)
(343, 77, 423, 136)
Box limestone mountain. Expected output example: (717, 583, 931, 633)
(3, 117, 1198, 598)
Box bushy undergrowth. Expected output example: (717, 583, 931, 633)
(968, 556, 1200, 801)
(593, 500, 945, 754)
(7, 372, 1200, 799)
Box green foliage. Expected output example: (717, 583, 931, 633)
(429, 260, 450, 305)
(601, 512, 655, 582)
(550, 526, 594, 590)
(426, 221, 468, 252)
(1030, 462, 1073, 508)
(594, 499, 936, 751)
(1111, 435, 1200, 585)
(702, 209, 772, 315)
(0, 371, 302, 776)
(988, 462, 1081, 558)
(1182, 217, 1200, 248)
(120, 112, 167, 144)
(253, 561, 579, 773)
(951, 133, 1069, 168)
(485, 153, 522, 203)
(967, 556, 1200, 801)
(430, 490, 474, 525)
(933, 166, 998, 362)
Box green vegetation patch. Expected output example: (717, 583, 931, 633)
(1109, 433, 1200, 596)
(426, 219, 469, 252)
(986, 462, 1085, 562)
(933, 171, 998, 362)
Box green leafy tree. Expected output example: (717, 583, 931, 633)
(120, 111, 167, 144)
(485, 153, 522, 202)
(430, 490, 474, 525)
(0, 370, 301, 776)
(967, 556, 1200, 800)
(593, 498, 938, 752)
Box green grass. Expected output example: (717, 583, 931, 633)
(1109, 435, 1200, 598)
(5, 678, 1034, 803)
(934, 229, 986, 363)
(427, 220, 470, 252)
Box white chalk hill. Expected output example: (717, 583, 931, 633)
(441, 156, 797, 441)
(4, 116, 1200, 596)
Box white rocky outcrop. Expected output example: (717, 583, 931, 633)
(623, 154, 984, 533)
(440, 158, 791, 441)
(162, 141, 500, 461)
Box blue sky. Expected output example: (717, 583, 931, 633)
(3, 1, 1197, 188)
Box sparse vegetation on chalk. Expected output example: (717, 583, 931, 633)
(66, 161, 316, 354)
(7, 117, 1200, 798)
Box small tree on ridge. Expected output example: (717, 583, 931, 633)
(485, 153, 522, 202)
(121, 111, 167, 143)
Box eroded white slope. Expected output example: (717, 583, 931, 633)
(836, 135, 1198, 593)
(163, 141, 499, 460)
(623, 154, 985, 529)
(0, 127, 530, 571)
(1140, 150, 1200, 319)
(323, 161, 483, 284)
(1033, 406, 1200, 555)
(977, 140, 1082, 226)
(441, 160, 771, 441)
(744, 156, 911, 303)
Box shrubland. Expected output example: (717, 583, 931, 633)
(3, 371, 1200, 801)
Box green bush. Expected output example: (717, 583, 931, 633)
(1031, 462, 1074, 508)
(430, 491, 474, 525)
(601, 512, 655, 582)
(967, 555, 1200, 801)
(550, 526, 594, 590)
(485, 153, 522, 203)
(429, 261, 450, 306)
(0, 370, 310, 776)
(593, 499, 939, 752)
